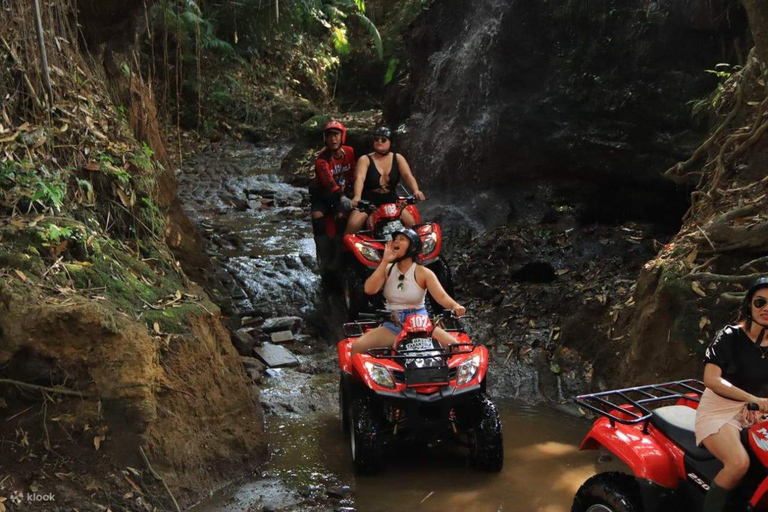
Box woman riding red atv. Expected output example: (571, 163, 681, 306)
(696, 276, 768, 511)
(346, 126, 424, 235)
(351, 228, 463, 355)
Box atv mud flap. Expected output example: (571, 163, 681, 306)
(373, 384, 481, 432)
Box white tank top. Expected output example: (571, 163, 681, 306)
(384, 262, 426, 310)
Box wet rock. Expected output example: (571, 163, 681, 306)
(232, 329, 257, 356)
(270, 330, 294, 344)
(262, 316, 303, 334)
(326, 486, 351, 499)
(254, 343, 300, 368)
(241, 315, 265, 328)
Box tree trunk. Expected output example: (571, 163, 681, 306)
(743, 0, 768, 67)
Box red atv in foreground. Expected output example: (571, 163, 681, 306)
(573, 379, 768, 511)
(341, 196, 452, 319)
(337, 310, 503, 474)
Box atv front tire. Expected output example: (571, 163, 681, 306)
(343, 266, 367, 321)
(349, 396, 382, 474)
(571, 472, 642, 512)
(469, 393, 504, 471)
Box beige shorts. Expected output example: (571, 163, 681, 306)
(694, 387, 762, 446)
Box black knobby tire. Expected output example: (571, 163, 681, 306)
(348, 396, 382, 475)
(339, 375, 350, 433)
(426, 258, 454, 314)
(571, 472, 642, 512)
(343, 266, 367, 320)
(469, 393, 504, 472)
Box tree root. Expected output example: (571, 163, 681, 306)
(741, 255, 768, 270)
(140, 446, 181, 512)
(683, 272, 762, 283)
(0, 378, 94, 397)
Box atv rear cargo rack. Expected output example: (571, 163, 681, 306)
(574, 379, 705, 432)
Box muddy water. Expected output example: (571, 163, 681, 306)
(182, 142, 611, 511)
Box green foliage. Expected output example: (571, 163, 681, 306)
(41, 224, 74, 243)
(384, 57, 399, 84)
(0, 161, 67, 212)
(689, 63, 741, 118)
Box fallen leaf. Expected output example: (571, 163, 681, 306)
(153, 322, 161, 334)
(691, 281, 707, 297)
(175, 290, 182, 300)
(550, 363, 561, 374)
(13, 269, 27, 282)
(699, 316, 710, 330)
(555, 268, 569, 275)
(83, 161, 100, 172)
(94, 435, 102, 450)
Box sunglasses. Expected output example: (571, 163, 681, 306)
(398, 273, 405, 281)
(754, 297, 768, 309)
(373, 136, 389, 143)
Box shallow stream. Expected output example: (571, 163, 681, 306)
(178, 142, 606, 511)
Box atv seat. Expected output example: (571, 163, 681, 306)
(650, 405, 714, 461)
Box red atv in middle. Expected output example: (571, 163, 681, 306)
(572, 379, 768, 511)
(337, 310, 503, 474)
(340, 196, 453, 319)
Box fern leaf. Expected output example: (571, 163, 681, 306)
(351, 12, 382, 60)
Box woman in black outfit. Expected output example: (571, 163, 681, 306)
(346, 126, 425, 234)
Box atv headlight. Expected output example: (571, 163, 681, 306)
(456, 355, 481, 385)
(364, 362, 395, 389)
(355, 243, 381, 262)
(421, 232, 437, 255)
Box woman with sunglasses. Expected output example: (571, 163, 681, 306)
(695, 276, 768, 512)
(346, 126, 425, 234)
(351, 228, 464, 355)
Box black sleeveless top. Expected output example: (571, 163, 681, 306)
(362, 152, 400, 206)
(705, 325, 768, 396)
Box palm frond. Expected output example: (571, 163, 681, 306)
(351, 12, 382, 59)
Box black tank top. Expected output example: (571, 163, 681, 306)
(362, 152, 400, 206)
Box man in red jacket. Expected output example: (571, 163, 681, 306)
(310, 120, 356, 274)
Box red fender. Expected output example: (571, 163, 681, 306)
(580, 418, 680, 488)
(338, 339, 353, 374)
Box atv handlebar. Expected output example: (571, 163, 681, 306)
(354, 196, 417, 213)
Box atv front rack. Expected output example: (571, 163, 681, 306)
(366, 343, 475, 359)
(574, 379, 705, 431)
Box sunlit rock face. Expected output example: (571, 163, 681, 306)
(391, 0, 747, 227)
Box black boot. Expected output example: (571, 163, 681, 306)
(702, 483, 730, 512)
(314, 234, 334, 274)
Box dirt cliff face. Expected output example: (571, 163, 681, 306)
(0, 2, 266, 508)
(391, 0, 747, 226)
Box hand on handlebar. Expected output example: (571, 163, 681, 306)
(413, 190, 426, 202)
(451, 304, 466, 317)
(351, 197, 361, 208)
(751, 397, 768, 413)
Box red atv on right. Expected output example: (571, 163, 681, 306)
(572, 379, 768, 512)
(340, 196, 452, 319)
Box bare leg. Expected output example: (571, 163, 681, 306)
(351, 326, 397, 355)
(346, 210, 368, 234)
(400, 209, 415, 227)
(432, 327, 457, 349)
(702, 423, 751, 489)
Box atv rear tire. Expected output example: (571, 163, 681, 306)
(427, 258, 454, 314)
(469, 394, 504, 471)
(571, 472, 642, 512)
(343, 267, 367, 320)
(349, 396, 382, 475)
